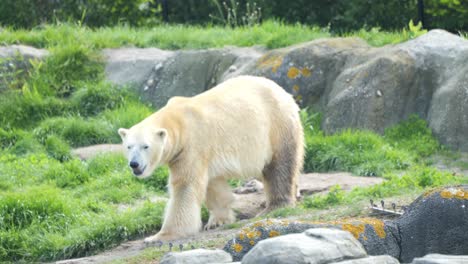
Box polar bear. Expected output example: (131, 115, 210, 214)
(118, 75, 304, 242)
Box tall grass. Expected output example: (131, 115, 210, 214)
(0, 20, 439, 51)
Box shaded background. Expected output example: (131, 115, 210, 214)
(0, 0, 467, 32)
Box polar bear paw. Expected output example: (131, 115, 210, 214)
(204, 213, 235, 230)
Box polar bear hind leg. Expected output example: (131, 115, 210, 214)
(261, 127, 303, 214)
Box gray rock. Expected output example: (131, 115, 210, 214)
(103, 47, 173, 89)
(411, 254, 468, 264)
(101, 29, 468, 151)
(160, 249, 232, 264)
(336, 255, 400, 264)
(396, 186, 468, 263)
(241, 228, 367, 264)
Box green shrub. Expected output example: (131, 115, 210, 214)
(0, 128, 26, 149)
(70, 82, 127, 116)
(384, 115, 439, 157)
(34, 116, 117, 147)
(302, 185, 345, 209)
(10, 135, 44, 155)
(101, 101, 153, 130)
(142, 166, 169, 192)
(44, 159, 89, 188)
(304, 129, 412, 176)
(0, 92, 68, 129)
(25, 44, 102, 97)
(87, 153, 127, 176)
(0, 187, 74, 231)
(45, 135, 72, 162)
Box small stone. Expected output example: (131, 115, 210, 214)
(411, 254, 468, 264)
(160, 249, 232, 264)
(337, 255, 400, 264)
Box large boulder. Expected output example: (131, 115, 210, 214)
(396, 185, 468, 263)
(160, 249, 232, 264)
(224, 185, 468, 262)
(103, 30, 468, 151)
(104, 47, 262, 107)
(241, 228, 367, 264)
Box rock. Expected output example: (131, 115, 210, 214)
(233, 179, 264, 194)
(336, 255, 400, 264)
(411, 254, 468, 264)
(241, 228, 367, 264)
(160, 249, 232, 264)
(100, 29, 468, 151)
(224, 218, 399, 261)
(71, 144, 123, 160)
(225, 185, 468, 262)
(103, 48, 173, 89)
(396, 186, 468, 263)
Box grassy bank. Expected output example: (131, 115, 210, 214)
(0, 22, 466, 262)
(0, 20, 431, 50)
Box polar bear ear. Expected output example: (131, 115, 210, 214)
(155, 128, 167, 141)
(118, 128, 129, 140)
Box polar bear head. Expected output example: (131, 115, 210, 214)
(118, 126, 168, 178)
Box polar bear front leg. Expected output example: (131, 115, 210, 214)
(145, 180, 204, 243)
(204, 177, 235, 230)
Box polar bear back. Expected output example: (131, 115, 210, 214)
(163, 75, 301, 180)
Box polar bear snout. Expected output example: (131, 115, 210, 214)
(129, 161, 139, 169)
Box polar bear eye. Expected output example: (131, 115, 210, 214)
(143, 145, 149, 150)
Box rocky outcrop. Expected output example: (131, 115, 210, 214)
(102, 30, 468, 152)
(224, 185, 468, 262)
(160, 249, 232, 264)
(241, 228, 367, 264)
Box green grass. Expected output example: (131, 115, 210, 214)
(0, 21, 465, 262)
(0, 20, 436, 51)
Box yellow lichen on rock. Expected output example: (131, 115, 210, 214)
(249, 240, 255, 246)
(301, 67, 312, 77)
(233, 243, 243, 252)
(239, 233, 245, 241)
(440, 188, 468, 200)
(257, 54, 284, 73)
(287, 67, 301, 79)
(338, 218, 387, 239)
(342, 223, 366, 239)
(269, 230, 280, 237)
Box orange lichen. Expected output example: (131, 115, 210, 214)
(342, 223, 366, 239)
(293, 85, 300, 92)
(239, 233, 245, 240)
(256, 230, 262, 237)
(257, 54, 283, 73)
(246, 231, 257, 239)
(269, 230, 280, 237)
(249, 240, 255, 246)
(232, 243, 243, 252)
(301, 67, 312, 77)
(287, 67, 301, 79)
(253, 221, 264, 227)
(338, 218, 387, 239)
(440, 188, 468, 200)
